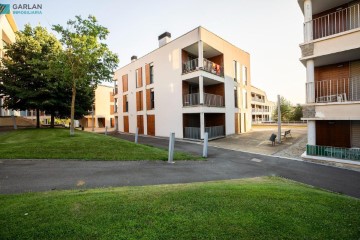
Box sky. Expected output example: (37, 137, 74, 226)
(2, 0, 306, 104)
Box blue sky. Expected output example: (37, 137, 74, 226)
(2, 0, 306, 104)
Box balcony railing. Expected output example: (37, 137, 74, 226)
(184, 125, 225, 140)
(183, 93, 224, 107)
(203, 59, 224, 77)
(306, 77, 360, 103)
(307, 144, 360, 161)
(183, 58, 224, 77)
(251, 97, 265, 103)
(252, 108, 270, 113)
(204, 93, 224, 107)
(307, 3, 360, 40)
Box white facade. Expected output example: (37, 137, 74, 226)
(115, 27, 252, 139)
(250, 86, 276, 123)
(298, 0, 360, 159)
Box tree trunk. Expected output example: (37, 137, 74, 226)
(36, 109, 40, 128)
(50, 112, 55, 128)
(70, 82, 76, 136)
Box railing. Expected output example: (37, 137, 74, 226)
(183, 58, 199, 74)
(204, 93, 224, 107)
(184, 125, 225, 139)
(183, 93, 224, 107)
(182, 58, 224, 77)
(205, 125, 225, 139)
(251, 97, 265, 103)
(184, 127, 201, 139)
(252, 108, 270, 113)
(306, 77, 360, 103)
(203, 59, 224, 77)
(307, 144, 360, 161)
(307, 3, 360, 40)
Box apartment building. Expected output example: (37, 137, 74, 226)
(81, 85, 117, 129)
(114, 27, 252, 140)
(298, 0, 360, 161)
(250, 86, 275, 123)
(0, 12, 18, 117)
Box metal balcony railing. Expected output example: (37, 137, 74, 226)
(183, 93, 200, 106)
(306, 77, 360, 103)
(307, 144, 360, 161)
(203, 93, 224, 107)
(203, 59, 224, 77)
(252, 108, 270, 113)
(306, 3, 360, 40)
(183, 125, 225, 140)
(205, 125, 225, 139)
(183, 58, 199, 74)
(182, 58, 224, 77)
(183, 93, 224, 107)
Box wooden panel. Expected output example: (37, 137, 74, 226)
(205, 113, 225, 127)
(110, 92, 114, 102)
(136, 91, 143, 111)
(204, 83, 225, 97)
(316, 120, 351, 148)
(110, 105, 114, 115)
(145, 64, 150, 85)
(146, 89, 151, 110)
(123, 95, 127, 112)
(123, 116, 129, 133)
(137, 67, 143, 88)
(351, 121, 360, 147)
(122, 74, 128, 92)
(137, 115, 144, 134)
(147, 115, 155, 136)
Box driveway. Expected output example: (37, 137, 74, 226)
(1, 133, 360, 198)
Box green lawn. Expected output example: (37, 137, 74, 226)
(0, 177, 359, 240)
(0, 129, 199, 160)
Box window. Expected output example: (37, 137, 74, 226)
(234, 61, 237, 82)
(135, 69, 138, 87)
(234, 87, 238, 108)
(242, 90, 247, 109)
(123, 95, 128, 112)
(150, 89, 155, 109)
(150, 63, 154, 84)
(243, 66, 247, 85)
(114, 98, 118, 113)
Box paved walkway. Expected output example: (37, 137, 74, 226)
(1, 133, 360, 198)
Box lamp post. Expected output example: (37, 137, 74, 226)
(91, 104, 94, 132)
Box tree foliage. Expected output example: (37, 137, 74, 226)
(272, 97, 303, 122)
(0, 25, 62, 127)
(52, 15, 118, 135)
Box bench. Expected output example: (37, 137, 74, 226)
(281, 130, 292, 139)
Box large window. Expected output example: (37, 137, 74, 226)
(242, 89, 247, 109)
(234, 87, 238, 108)
(243, 66, 247, 85)
(135, 69, 139, 88)
(150, 63, 154, 84)
(150, 88, 155, 109)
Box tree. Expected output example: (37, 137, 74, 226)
(0, 25, 62, 128)
(52, 15, 118, 135)
(272, 97, 293, 122)
(291, 104, 303, 121)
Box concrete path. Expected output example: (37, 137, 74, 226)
(1, 133, 360, 198)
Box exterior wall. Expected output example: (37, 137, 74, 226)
(83, 85, 115, 128)
(115, 27, 251, 138)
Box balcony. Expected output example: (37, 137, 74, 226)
(183, 58, 224, 77)
(251, 97, 265, 103)
(183, 93, 224, 107)
(307, 144, 360, 161)
(307, 3, 360, 40)
(306, 77, 360, 103)
(252, 108, 269, 113)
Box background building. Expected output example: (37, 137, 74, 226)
(82, 85, 116, 129)
(114, 27, 252, 140)
(298, 0, 360, 161)
(250, 86, 276, 123)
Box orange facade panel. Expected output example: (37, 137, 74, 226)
(145, 64, 151, 85)
(123, 116, 129, 133)
(137, 67, 143, 88)
(137, 115, 144, 134)
(122, 74, 128, 92)
(136, 91, 143, 111)
(147, 115, 155, 136)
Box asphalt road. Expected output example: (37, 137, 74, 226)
(1, 133, 360, 198)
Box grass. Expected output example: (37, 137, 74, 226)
(0, 128, 200, 160)
(0, 177, 359, 240)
